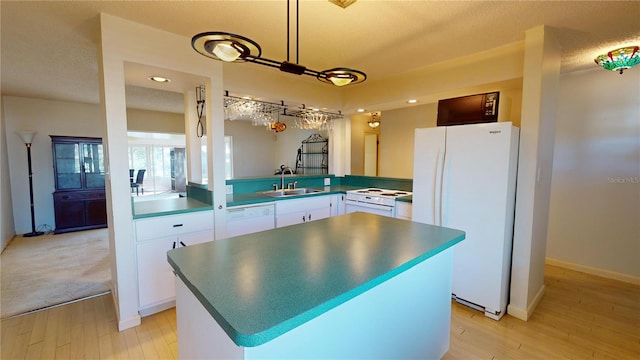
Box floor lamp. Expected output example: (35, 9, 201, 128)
(16, 131, 44, 237)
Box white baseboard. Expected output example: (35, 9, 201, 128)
(546, 257, 640, 286)
(139, 299, 175, 317)
(118, 314, 142, 331)
(110, 291, 142, 331)
(507, 284, 545, 321)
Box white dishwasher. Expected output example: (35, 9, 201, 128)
(226, 203, 275, 237)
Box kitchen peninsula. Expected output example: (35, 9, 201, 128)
(168, 212, 465, 359)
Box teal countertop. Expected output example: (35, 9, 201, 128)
(134, 185, 411, 218)
(132, 197, 213, 219)
(167, 212, 465, 347)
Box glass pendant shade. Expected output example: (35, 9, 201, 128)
(319, 68, 366, 86)
(594, 46, 640, 74)
(192, 32, 261, 63)
(368, 113, 380, 128)
(329, 76, 354, 86)
(213, 42, 242, 62)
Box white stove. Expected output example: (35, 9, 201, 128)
(345, 188, 412, 217)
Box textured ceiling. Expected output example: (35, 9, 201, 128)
(1, 1, 639, 114)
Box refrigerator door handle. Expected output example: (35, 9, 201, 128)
(434, 149, 444, 226)
(440, 148, 449, 226)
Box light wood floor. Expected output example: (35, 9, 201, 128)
(2, 265, 638, 359)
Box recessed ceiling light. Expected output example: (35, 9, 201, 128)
(407, 99, 418, 104)
(357, 108, 365, 112)
(148, 76, 171, 83)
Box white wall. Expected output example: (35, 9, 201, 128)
(1, 99, 16, 251)
(225, 120, 277, 178)
(509, 26, 561, 320)
(378, 104, 437, 179)
(3, 97, 104, 234)
(126, 108, 184, 133)
(546, 68, 640, 281)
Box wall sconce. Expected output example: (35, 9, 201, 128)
(368, 112, 380, 129)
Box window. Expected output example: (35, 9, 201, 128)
(128, 132, 186, 195)
(201, 136, 233, 181)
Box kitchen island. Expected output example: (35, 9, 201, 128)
(167, 212, 465, 359)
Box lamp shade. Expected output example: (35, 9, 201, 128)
(16, 131, 36, 144)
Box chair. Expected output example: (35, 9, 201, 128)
(131, 169, 146, 196)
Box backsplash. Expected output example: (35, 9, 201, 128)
(341, 175, 413, 191)
(227, 175, 336, 194)
(225, 175, 412, 194)
(186, 182, 213, 204)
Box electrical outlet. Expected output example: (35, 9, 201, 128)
(324, 178, 331, 186)
(226, 185, 233, 194)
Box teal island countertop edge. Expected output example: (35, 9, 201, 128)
(167, 213, 465, 347)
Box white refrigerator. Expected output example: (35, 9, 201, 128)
(412, 122, 519, 320)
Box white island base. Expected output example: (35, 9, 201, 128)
(176, 249, 454, 359)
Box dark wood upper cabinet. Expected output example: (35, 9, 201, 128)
(51, 136, 107, 234)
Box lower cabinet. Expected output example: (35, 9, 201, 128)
(396, 202, 413, 220)
(275, 196, 333, 228)
(332, 194, 346, 216)
(53, 190, 107, 234)
(135, 210, 214, 316)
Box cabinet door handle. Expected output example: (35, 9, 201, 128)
(172, 241, 177, 249)
(308, 214, 311, 221)
(62, 195, 69, 200)
(302, 216, 306, 222)
(180, 241, 186, 247)
(173, 224, 184, 228)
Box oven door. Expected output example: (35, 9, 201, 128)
(345, 200, 395, 217)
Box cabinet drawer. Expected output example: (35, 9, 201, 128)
(276, 195, 332, 215)
(135, 211, 214, 242)
(53, 190, 105, 201)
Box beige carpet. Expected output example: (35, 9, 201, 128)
(1, 228, 111, 319)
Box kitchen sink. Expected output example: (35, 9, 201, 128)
(262, 188, 324, 197)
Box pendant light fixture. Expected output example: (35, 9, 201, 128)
(594, 46, 639, 74)
(192, 0, 366, 86)
(368, 112, 380, 129)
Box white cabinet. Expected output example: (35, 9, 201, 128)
(227, 203, 275, 237)
(275, 196, 333, 228)
(331, 194, 346, 216)
(396, 202, 413, 220)
(135, 210, 214, 316)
